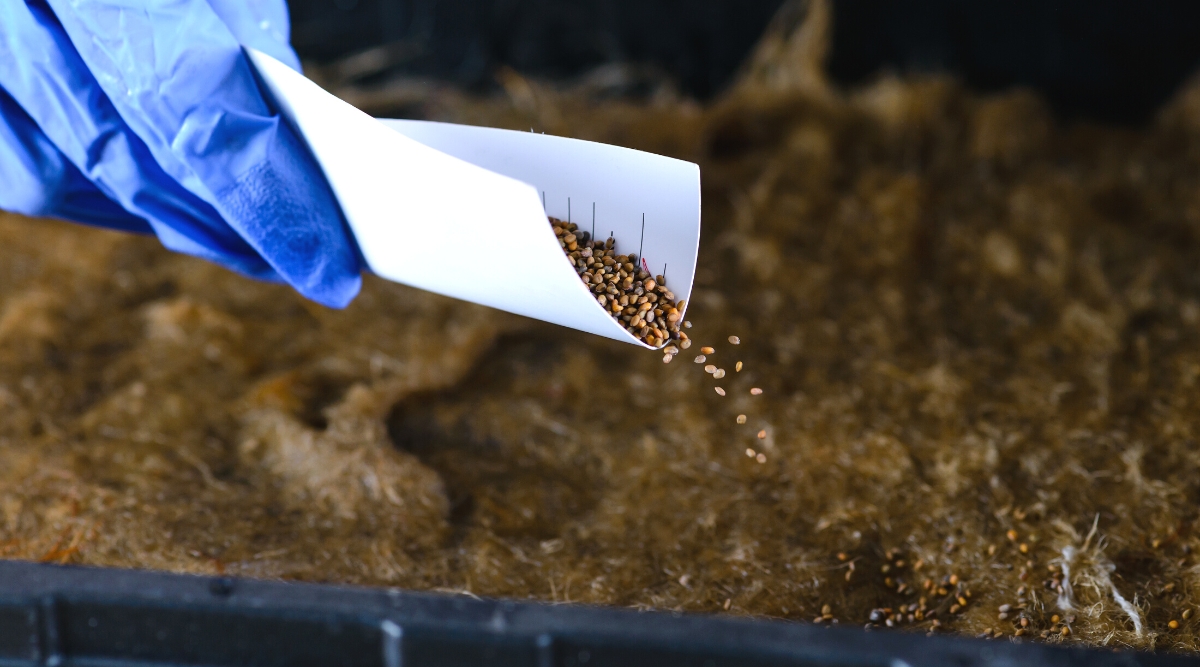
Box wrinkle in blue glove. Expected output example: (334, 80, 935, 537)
(0, 84, 146, 232)
(0, 0, 363, 308)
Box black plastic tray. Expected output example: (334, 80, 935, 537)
(0, 560, 1194, 667)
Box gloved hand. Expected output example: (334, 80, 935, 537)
(0, 0, 362, 308)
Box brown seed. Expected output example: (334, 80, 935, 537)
(1170, 620, 1181, 629)
(715, 387, 725, 396)
(1014, 629, 1026, 637)
(680, 339, 692, 350)
(757, 430, 766, 439)
(684, 321, 692, 328)
(1019, 543, 1029, 554)
(663, 345, 679, 355)
(713, 369, 726, 379)
(662, 354, 673, 364)
(704, 364, 717, 373)
(701, 346, 715, 354)
(735, 361, 743, 372)
(821, 604, 832, 616)
(1060, 626, 1070, 637)
(750, 387, 763, 395)
(948, 574, 959, 585)
(1051, 614, 1060, 624)
(728, 336, 741, 344)
(1184, 609, 1194, 620)
(998, 604, 1012, 613)
(724, 599, 731, 610)
(694, 355, 706, 363)
(736, 414, 747, 424)
(746, 448, 755, 457)
(1006, 529, 1019, 542)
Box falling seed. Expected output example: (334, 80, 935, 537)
(757, 430, 766, 439)
(736, 414, 747, 424)
(700, 346, 715, 354)
(713, 369, 726, 379)
(728, 336, 740, 344)
(715, 387, 726, 396)
(662, 354, 673, 364)
(704, 364, 717, 373)
(680, 339, 692, 350)
(746, 448, 755, 457)
(735, 361, 743, 372)
(750, 387, 763, 395)
(684, 321, 692, 328)
(694, 355, 706, 363)
(756, 453, 766, 463)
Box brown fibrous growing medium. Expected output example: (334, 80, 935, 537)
(5, 0, 1200, 654)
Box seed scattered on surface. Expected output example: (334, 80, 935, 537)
(704, 364, 717, 373)
(694, 355, 706, 363)
(1019, 543, 1029, 554)
(757, 429, 766, 439)
(713, 369, 726, 379)
(1184, 609, 1194, 620)
(735, 361, 743, 372)
(1051, 614, 1060, 624)
(724, 599, 731, 610)
(1170, 620, 1181, 629)
(736, 414, 747, 424)
(1060, 626, 1070, 637)
(728, 336, 740, 344)
(701, 346, 715, 355)
(715, 387, 726, 396)
(1006, 529, 1019, 542)
(998, 604, 1012, 613)
(750, 387, 763, 395)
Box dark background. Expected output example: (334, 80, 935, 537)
(287, 0, 1200, 125)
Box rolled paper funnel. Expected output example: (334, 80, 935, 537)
(246, 49, 701, 348)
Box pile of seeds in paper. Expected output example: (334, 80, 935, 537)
(551, 216, 688, 348)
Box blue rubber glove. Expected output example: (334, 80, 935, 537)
(0, 0, 362, 308)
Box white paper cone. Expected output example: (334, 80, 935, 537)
(246, 48, 701, 348)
